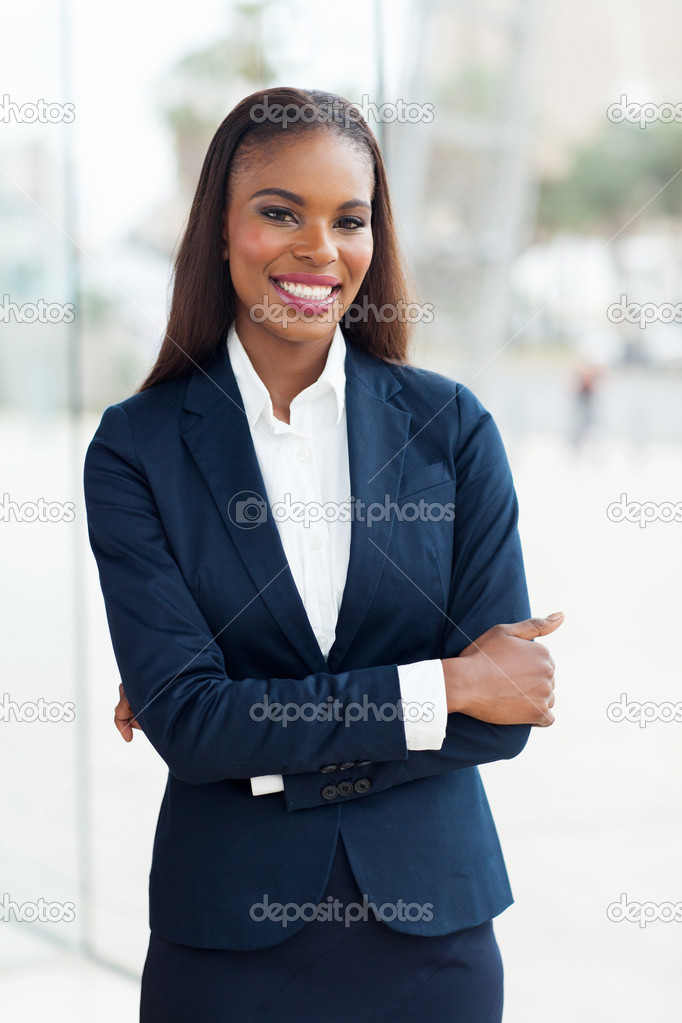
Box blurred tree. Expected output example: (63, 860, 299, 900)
(537, 122, 682, 234)
(435, 64, 504, 120)
(159, 2, 277, 197)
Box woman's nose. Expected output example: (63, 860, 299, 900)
(291, 223, 337, 265)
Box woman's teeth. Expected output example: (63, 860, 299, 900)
(275, 280, 335, 300)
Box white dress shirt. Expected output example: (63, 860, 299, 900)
(225, 323, 448, 796)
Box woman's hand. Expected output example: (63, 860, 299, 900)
(442, 613, 563, 727)
(114, 683, 142, 742)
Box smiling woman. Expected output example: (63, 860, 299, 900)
(139, 87, 411, 395)
(84, 86, 561, 1023)
(216, 131, 375, 420)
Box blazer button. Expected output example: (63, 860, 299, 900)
(338, 762, 355, 771)
(336, 780, 354, 797)
(354, 778, 371, 794)
(320, 764, 339, 774)
(321, 784, 339, 800)
(355, 760, 372, 767)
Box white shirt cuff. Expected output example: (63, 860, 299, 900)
(397, 658, 448, 750)
(250, 774, 285, 796)
(250, 660, 447, 793)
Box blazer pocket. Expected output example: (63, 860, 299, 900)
(398, 461, 453, 499)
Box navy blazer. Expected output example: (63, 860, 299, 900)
(83, 331, 532, 950)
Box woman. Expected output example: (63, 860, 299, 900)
(84, 87, 561, 1022)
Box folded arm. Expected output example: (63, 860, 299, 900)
(85, 404, 413, 785)
(281, 385, 561, 810)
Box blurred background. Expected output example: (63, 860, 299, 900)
(1, 0, 681, 1019)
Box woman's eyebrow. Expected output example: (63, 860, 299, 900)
(248, 187, 371, 212)
(338, 197, 372, 212)
(249, 187, 303, 204)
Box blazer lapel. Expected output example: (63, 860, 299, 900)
(181, 344, 328, 673)
(180, 335, 411, 675)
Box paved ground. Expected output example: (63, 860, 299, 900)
(1, 393, 681, 1020)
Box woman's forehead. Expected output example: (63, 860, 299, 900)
(228, 131, 374, 196)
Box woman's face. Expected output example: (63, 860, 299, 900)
(222, 131, 374, 348)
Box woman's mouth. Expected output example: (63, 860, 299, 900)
(270, 274, 342, 314)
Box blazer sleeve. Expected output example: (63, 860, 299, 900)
(84, 403, 411, 785)
(282, 384, 533, 811)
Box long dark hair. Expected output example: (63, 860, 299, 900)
(138, 87, 414, 392)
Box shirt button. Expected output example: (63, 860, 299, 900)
(316, 633, 328, 649)
(297, 448, 312, 462)
(309, 535, 323, 550)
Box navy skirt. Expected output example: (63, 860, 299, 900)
(140, 835, 503, 1022)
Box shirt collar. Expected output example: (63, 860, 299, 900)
(226, 322, 347, 430)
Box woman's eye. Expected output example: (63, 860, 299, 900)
(337, 216, 365, 230)
(262, 207, 297, 223)
(260, 209, 366, 230)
